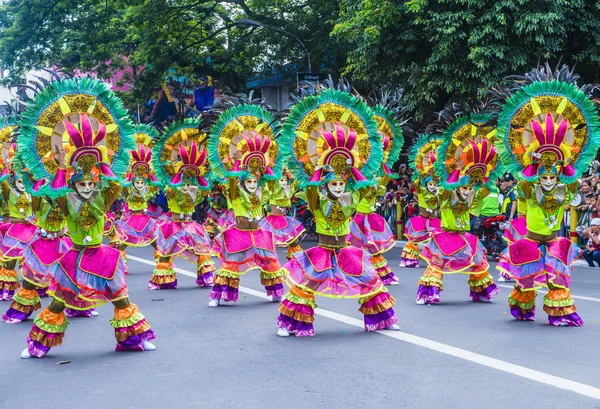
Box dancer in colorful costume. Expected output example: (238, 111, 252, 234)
(259, 169, 305, 259)
(17, 78, 155, 357)
(150, 119, 215, 289)
(400, 135, 442, 268)
(276, 89, 399, 337)
(416, 113, 502, 305)
(204, 184, 230, 238)
(0, 118, 29, 302)
(115, 125, 160, 250)
(206, 103, 286, 306)
(495, 65, 600, 326)
(347, 105, 402, 284)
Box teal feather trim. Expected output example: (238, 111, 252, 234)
(280, 89, 381, 191)
(208, 104, 279, 179)
(408, 133, 442, 183)
(435, 113, 497, 190)
(134, 123, 160, 141)
(373, 105, 404, 176)
(17, 77, 135, 197)
(151, 118, 211, 190)
(496, 80, 600, 184)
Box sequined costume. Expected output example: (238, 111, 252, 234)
(400, 135, 442, 268)
(206, 104, 286, 306)
(495, 65, 600, 326)
(17, 78, 155, 357)
(276, 89, 399, 336)
(150, 119, 215, 289)
(259, 176, 305, 259)
(416, 114, 501, 305)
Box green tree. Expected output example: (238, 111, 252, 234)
(333, 0, 600, 123)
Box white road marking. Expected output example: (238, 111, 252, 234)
(496, 284, 600, 303)
(128, 255, 600, 400)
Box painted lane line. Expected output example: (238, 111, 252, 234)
(496, 284, 600, 303)
(127, 255, 600, 400)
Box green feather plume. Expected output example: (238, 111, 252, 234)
(495, 80, 600, 184)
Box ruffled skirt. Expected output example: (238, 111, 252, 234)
(284, 245, 384, 298)
(22, 234, 73, 288)
(497, 237, 581, 290)
(116, 213, 158, 247)
(421, 231, 487, 274)
(347, 213, 395, 254)
(0, 221, 38, 261)
(404, 216, 441, 243)
(156, 220, 211, 262)
(259, 214, 305, 246)
(48, 245, 128, 310)
(503, 217, 527, 244)
(213, 227, 281, 274)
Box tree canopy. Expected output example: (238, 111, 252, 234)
(2, 0, 600, 127)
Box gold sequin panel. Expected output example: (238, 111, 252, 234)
(507, 95, 586, 168)
(35, 95, 122, 175)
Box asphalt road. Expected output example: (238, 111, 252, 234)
(2, 243, 600, 409)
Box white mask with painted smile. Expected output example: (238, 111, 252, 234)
(327, 180, 346, 199)
(75, 180, 96, 200)
(15, 179, 25, 193)
(540, 175, 557, 192)
(458, 185, 473, 201)
(278, 177, 288, 189)
(244, 178, 258, 193)
(134, 179, 146, 191)
(426, 181, 438, 194)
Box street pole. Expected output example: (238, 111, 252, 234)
(236, 18, 312, 73)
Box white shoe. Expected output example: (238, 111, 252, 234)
(208, 299, 220, 308)
(142, 340, 156, 351)
(415, 299, 425, 305)
(477, 297, 492, 303)
(90, 310, 99, 317)
(386, 324, 400, 331)
(497, 276, 506, 282)
(388, 281, 399, 286)
(20, 348, 32, 359)
(398, 262, 406, 268)
(272, 295, 283, 302)
(277, 328, 290, 337)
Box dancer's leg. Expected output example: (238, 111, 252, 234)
(21, 299, 68, 358)
(508, 285, 536, 321)
(277, 286, 316, 337)
(416, 266, 443, 304)
(0, 260, 20, 301)
(149, 256, 177, 290)
(3, 279, 41, 323)
(359, 290, 398, 331)
(111, 297, 156, 351)
(544, 281, 583, 327)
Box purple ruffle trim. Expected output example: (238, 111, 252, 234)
(210, 284, 238, 302)
(547, 313, 584, 327)
(195, 272, 214, 287)
(498, 271, 512, 281)
(0, 289, 14, 301)
(115, 329, 156, 352)
(265, 283, 284, 298)
(510, 305, 535, 321)
(416, 285, 441, 304)
(65, 308, 96, 318)
(470, 283, 500, 302)
(364, 308, 398, 332)
(379, 272, 398, 285)
(26, 337, 50, 358)
(147, 280, 178, 290)
(399, 258, 419, 268)
(2, 308, 30, 323)
(36, 287, 48, 298)
(277, 314, 315, 337)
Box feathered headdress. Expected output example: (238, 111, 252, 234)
(372, 105, 404, 178)
(493, 64, 600, 184)
(16, 77, 135, 198)
(279, 89, 381, 189)
(435, 113, 501, 190)
(152, 119, 211, 189)
(208, 104, 281, 182)
(409, 134, 442, 184)
(125, 124, 160, 185)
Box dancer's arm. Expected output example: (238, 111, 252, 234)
(32, 196, 41, 213)
(305, 186, 320, 213)
(103, 181, 122, 212)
